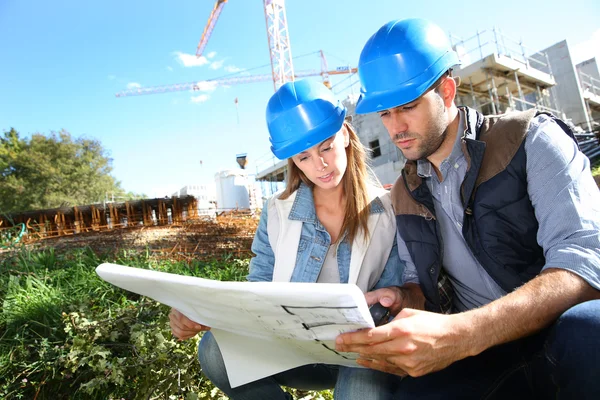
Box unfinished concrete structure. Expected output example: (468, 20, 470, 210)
(533, 40, 592, 130)
(173, 184, 217, 215)
(451, 29, 559, 118)
(576, 57, 600, 130)
(344, 96, 405, 186)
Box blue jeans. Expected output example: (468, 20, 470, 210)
(391, 300, 600, 399)
(198, 331, 396, 400)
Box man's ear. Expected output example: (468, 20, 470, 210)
(440, 76, 457, 107)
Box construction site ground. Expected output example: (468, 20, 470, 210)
(0, 212, 260, 262)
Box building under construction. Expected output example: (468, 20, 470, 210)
(576, 58, 600, 130)
(450, 28, 559, 118)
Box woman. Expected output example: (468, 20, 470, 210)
(169, 79, 402, 400)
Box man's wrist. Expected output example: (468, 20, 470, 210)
(446, 312, 475, 358)
(451, 310, 495, 357)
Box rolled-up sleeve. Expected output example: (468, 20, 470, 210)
(526, 114, 600, 290)
(246, 205, 276, 282)
(396, 231, 420, 285)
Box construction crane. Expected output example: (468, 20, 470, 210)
(115, 53, 356, 97)
(196, 0, 228, 59)
(116, 0, 357, 98)
(196, 0, 295, 91)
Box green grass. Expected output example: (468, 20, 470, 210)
(592, 163, 600, 178)
(0, 247, 333, 400)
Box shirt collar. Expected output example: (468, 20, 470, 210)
(288, 182, 384, 223)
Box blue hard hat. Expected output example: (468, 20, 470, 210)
(266, 79, 347, 160)
(355, 18, 460, 114)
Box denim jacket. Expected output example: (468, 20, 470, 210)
(247, 183, 404, 292)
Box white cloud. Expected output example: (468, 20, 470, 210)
(192, 80, 218, 92)
(207, 51, 217, 59)
(174, 51, 209, 67)
(572, 29, 600, 65)
(191, 94, 210, 103)
(210, 59, 225, 70)
(127, 82, 142, 89)
(166, 66, 173, 72)
(225, 65, 244, 73)
(108, 75, 116, 80)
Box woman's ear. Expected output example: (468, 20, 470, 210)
(343, 124, 350, 147)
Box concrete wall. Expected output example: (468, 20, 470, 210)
(577, 58, 600, 80)
(576, 58, 600, 127)
(343, 96, 407, 185)
(343, 96, 405, 182)
(535, 40, 591, 130)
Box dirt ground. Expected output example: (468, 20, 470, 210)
(1, 214, 260, 261)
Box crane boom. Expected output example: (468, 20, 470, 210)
(196, 0, 228, 58)
(115, 67, 357, 98)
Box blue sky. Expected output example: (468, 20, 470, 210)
(1, 0, 599, 198)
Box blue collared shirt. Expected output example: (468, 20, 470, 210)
(398, 111, 600, 311)
(247, 183, 404, 290)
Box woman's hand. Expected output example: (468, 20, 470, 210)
(169, 308, 210, 340)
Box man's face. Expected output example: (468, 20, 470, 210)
(378, 82, 449, 161)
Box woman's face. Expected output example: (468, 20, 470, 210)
(291, 128, 349, 192)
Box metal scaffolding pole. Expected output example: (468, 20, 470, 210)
(514, 70, 525, 110)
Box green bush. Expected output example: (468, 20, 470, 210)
(0, 248, 333, 399)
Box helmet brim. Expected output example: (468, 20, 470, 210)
(356, 52, 459, 114)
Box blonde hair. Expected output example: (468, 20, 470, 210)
(279, 121, 372, 244)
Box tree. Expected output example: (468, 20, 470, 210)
(0, 128, 139, 213)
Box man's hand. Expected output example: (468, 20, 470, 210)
(366, 283, 425, 317)
(336, 308, 471, 377)
(169, 308, 210, 340)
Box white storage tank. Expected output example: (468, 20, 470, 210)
(214, 169, 251, 211)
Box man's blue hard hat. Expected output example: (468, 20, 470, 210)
(355, 18, 460, 114)
(266, 79, 346, 160)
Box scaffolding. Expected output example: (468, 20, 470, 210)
(0, 196, 199, 242)
(450, 28, 561, 117)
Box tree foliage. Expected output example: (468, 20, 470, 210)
(0, 128, 140, 213)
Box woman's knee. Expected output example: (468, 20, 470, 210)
(198, 331, 230, 388)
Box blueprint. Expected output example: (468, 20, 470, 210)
(95, 263, 374, 387)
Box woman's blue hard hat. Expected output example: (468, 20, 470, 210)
(266, 79, 347, 160)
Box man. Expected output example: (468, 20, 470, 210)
(335, 18, 600, 399)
